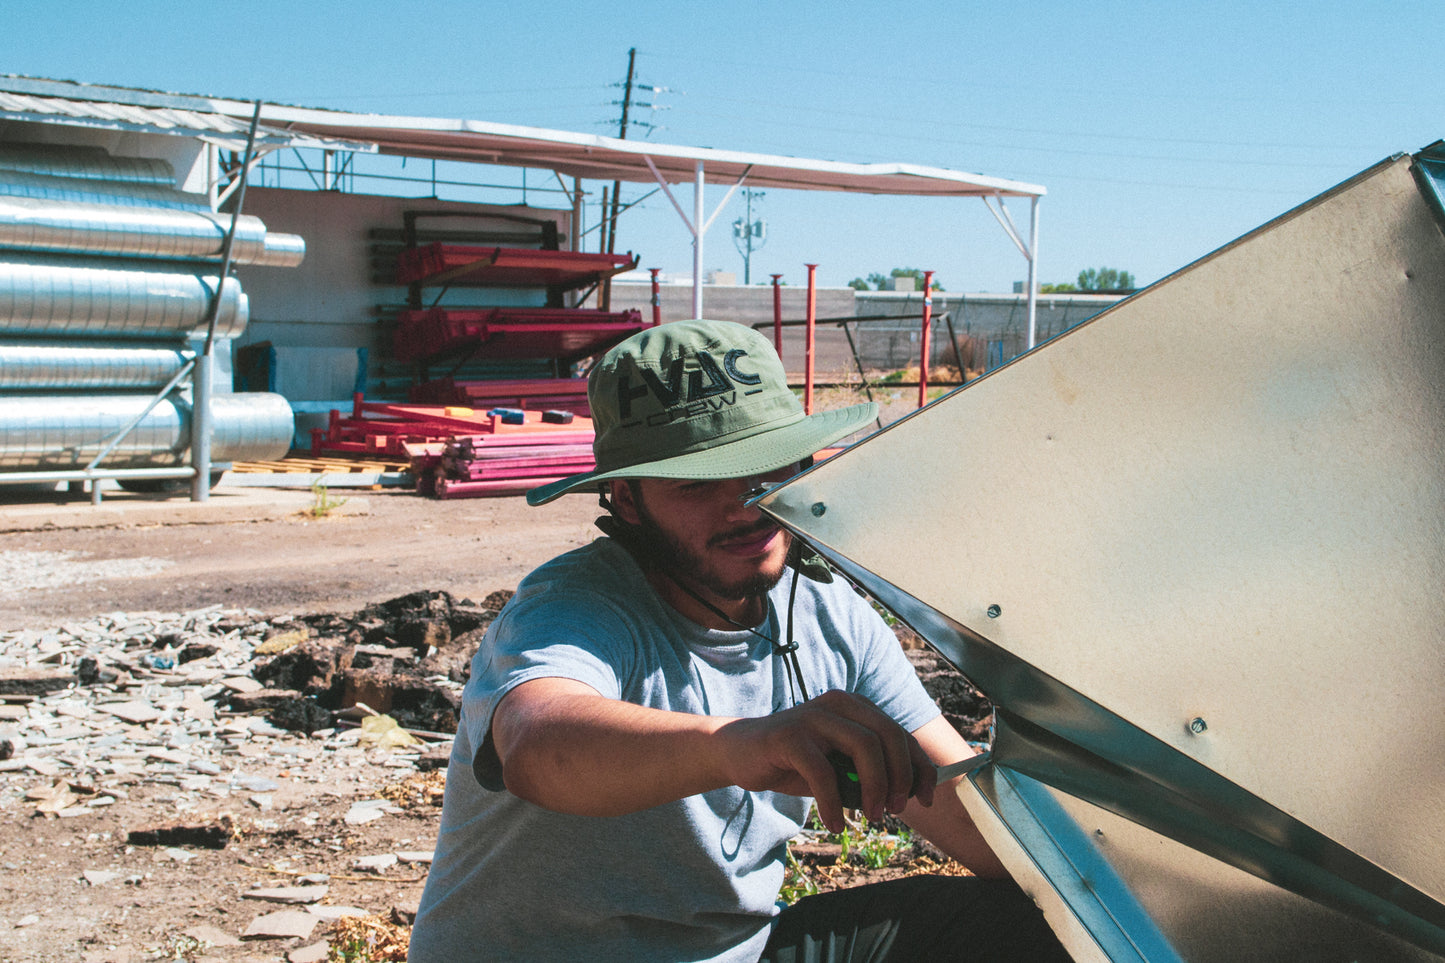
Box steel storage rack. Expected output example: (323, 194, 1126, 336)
(388, 209, 644, 409)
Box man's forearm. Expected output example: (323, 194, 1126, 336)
(492, 679, 932, 831)
(494, 678, 733, 815)
(898, 715, 1008, 878)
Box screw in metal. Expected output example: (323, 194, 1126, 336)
(810, 502, 827, 517)
(986, 604, 1002, 619)
(1189, 717, 1208, 735)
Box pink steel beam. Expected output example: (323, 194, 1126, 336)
(771, 274, 784, 355)
(649, 268, 662, 326)
(434, 476, 568, 499)
(804, 264, 817, 415)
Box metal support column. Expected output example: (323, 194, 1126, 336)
(693, 161, 705, 318)
(649, 268, 662, 326)
(193, 98, 264, 501)
(1027, 196, 1040, 350)
(771, 274, 784, 355)
(918, 269, 935, 408)
(805, 264, 818, 415)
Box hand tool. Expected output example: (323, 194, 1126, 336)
(827, 750, 992, 810)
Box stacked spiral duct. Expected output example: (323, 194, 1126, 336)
(0, 144, 299, 476)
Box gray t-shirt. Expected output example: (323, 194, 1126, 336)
(409, 538, 939, 963)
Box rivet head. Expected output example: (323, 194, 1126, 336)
(1189, 717, 1208, 735)
(810, 502, 827, 517)
(986, 604, 1002, 619)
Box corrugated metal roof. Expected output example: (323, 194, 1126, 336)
(0, 81, 373, 154)
(0, 76, 1041, 198)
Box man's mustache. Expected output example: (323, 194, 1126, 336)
(708, 520, 786, 548)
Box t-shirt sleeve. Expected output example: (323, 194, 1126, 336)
(462, 580, 637, 790)
(837, 584, 942, 734)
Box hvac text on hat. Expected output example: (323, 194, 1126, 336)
(616, 348, 766, 424)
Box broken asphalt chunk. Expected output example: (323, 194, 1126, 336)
(0, 666, 74, 696)
(243, 909, 318, 941)
(244, 884, 329, 904)
(127, 819, 231, 849)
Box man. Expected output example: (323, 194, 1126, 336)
(410, 321, 1066, 962)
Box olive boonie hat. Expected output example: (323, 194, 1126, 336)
(527, 320, 877, 505)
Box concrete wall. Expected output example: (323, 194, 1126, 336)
(609, 282, 1124, 378)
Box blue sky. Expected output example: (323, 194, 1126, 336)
(4, 1, 1440, 291)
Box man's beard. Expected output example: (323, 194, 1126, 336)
(630, 503, 791, 603)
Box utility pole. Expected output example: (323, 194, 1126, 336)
(604, 47, 637, 256)
(731, 188, 766, 285)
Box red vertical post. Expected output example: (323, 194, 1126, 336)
(648, 268, 662, 326)
(804, 264, 818, 415)
(770, 273, 784, 355)
(917, 270, 935, 409)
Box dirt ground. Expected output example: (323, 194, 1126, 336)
(0, 485, 602, 631)
(0, 483, 608, 962)
(0, 480, 983, 963)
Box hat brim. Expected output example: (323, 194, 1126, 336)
(526, 401, 878, 506)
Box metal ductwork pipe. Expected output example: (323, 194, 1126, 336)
(0, 169, 210, 211)
(0, 255, 248, 339)
(0, 391, 294, 469)
(0, 144, 177, 186)
(257, 232, 306, 267)
(0, 196, 305, 267)
(0, 343, 193, 390)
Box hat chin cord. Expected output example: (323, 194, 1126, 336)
(595, 491, 813, 706)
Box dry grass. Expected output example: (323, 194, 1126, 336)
(328, 913, 411, 962)
(379, 770, 446, 811)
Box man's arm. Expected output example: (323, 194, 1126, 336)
(897, 715, 1008, 878)
(492, 678, 935, 832)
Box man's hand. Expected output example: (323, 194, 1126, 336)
(712, 690, 936, 832)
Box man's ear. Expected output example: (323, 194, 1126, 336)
(609, 479, 642, 526)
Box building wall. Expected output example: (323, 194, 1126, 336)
(233, 189, 570, 401)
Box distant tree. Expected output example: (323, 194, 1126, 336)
(1075, 267, 1135, 291)
(849, 268, 944, 291)
(1039, 268, 1135, 294)
(888, 267, 944, 292)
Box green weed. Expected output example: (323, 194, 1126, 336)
(306, 480, 347, 518)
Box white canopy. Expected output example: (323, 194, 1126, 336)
(0, 75, 1046, 337)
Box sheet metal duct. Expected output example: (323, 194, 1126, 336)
(761, 145, 1445, 961)
(0, 391, 292, 468)
(0, 255, 247, 339)
(0, 343, 192, 390)
(0, 169, 210, 211)
(0, 143, 176, 186)
(0, 196, 305, 267)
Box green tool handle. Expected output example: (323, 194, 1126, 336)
(827, 750, 992, 810)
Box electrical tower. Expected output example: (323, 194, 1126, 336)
(603, 48, 670, 255)
(731, 188, 767, 285)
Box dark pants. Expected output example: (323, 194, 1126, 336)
(758, 875, 1072, 963)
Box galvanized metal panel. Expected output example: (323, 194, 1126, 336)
(0, 142, 176, 185)
(761, 152, 1445, 955)
(0, 255, 247, 339)
(0, 343, 192, 390)
(0, 168, 210, 211)
(0, 392, 292, 468)
(0, 195, 304, 266)
(958, 767, 1443, 963)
